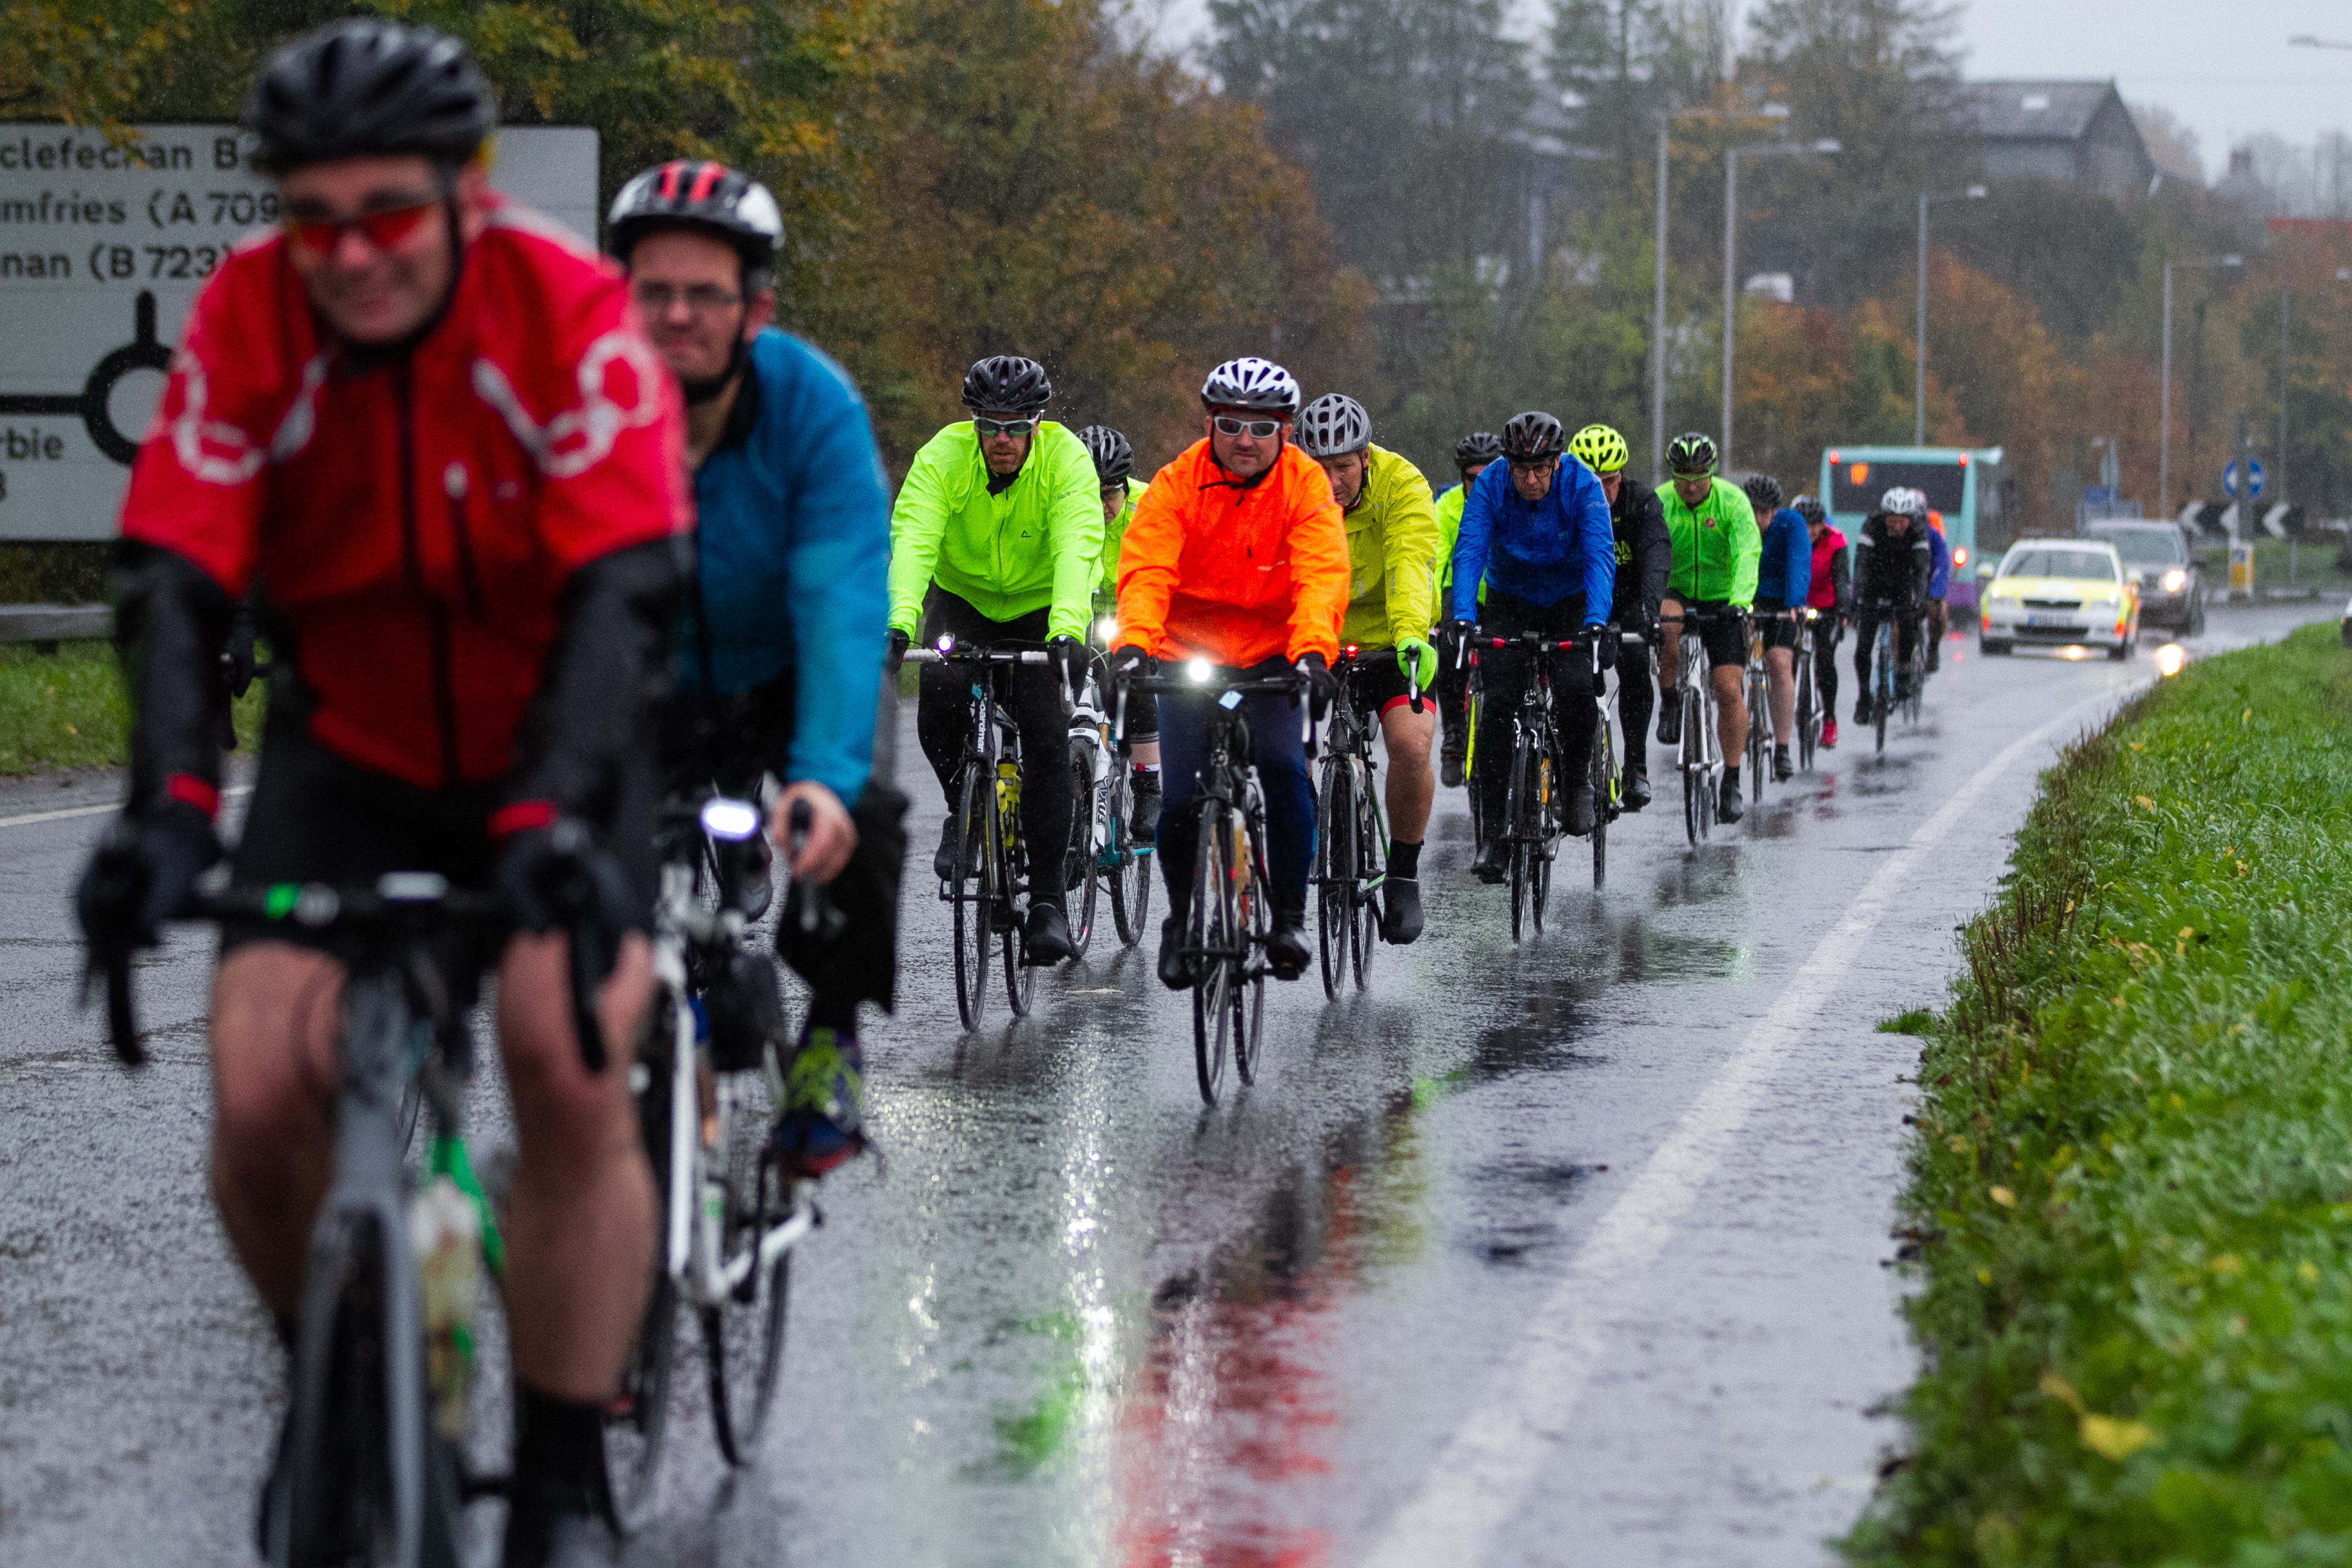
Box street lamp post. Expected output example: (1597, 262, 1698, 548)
(1723, 138, 1837, 468)
(2158, 253, 2242, 518)
(1914, 185, 1987, 446)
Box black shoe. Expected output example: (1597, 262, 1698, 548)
(1854, 696, 1872, 724)
(1718, 774, 1745, 824)
(932, 817, 961, 881)
(1656, 702, 1681, 747)
(1471, 838, 1510, 884)
(1267, 910, 1310, 981)
(1439, 743, 1466, 789)
(506, 1485, 617, 1568)
(1895, 675, 1916, 701)
(1024, 901, 1074, 965)
(1380, 878, 1424, 944)
(1130, 769, 1161, 846)
(1622, 763, 1651, 812)
(1563, 783, 1594, 837)
(1157, 916, 1196, 990)
(1926, 644, 1941, 673)
(1773, 745, 1794, 782)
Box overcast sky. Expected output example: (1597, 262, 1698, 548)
(1134, 0, 2352, 184)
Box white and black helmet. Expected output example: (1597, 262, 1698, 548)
(1294, 394, 1371, 458)
(608, 160, 783, 282)
(1879, 486, 1928, 518)
(1199, 357, 1302, 416)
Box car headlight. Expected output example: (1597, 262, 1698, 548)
(2162, 568, 2187, 593)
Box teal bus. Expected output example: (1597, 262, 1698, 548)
(1816, 445, 2009, 612)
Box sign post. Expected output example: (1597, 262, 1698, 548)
(2225, 409, 2260, 602)
(0, 124, 598, 541)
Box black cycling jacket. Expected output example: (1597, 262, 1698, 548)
(1854, 513, 1932, 608)
(1609, 481, 1672, 630)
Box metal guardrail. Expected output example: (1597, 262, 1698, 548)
(0, 605, 110, 647)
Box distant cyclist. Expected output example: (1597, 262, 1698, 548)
(1654, 433, 1760, 822)
(1449, 411, 1614, 879)
(1294, 393, 1440, 943)
(1743, 473, 1811, 782)
(1794, 494, 1850, 749)
(1853, 486, 1932, 721)
(1433, 430, 1503, 787)
(608, 158, 901, 1177)
(1567, 423, 1668, 812)
(1110, 357, 1349, 987)
(1924, 509, 1952, 671)
(886, 356, 1104, 965)
(1078, 425, 1161, 845)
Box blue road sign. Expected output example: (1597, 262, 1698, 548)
(2224, 459, 2266, 499)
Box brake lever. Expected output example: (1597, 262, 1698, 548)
(785, 799, 847, 943)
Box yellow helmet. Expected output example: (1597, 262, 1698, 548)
(1568, 422, 1630, 474)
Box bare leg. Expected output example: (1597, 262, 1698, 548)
(1656, 597, 1685, 702)
(1766, 645, 1797, 743)
(1712, 663, 1746, 767)
(1130, 739, 1161, 769)
(1379, 701, 1436, 844)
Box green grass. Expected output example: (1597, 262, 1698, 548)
(0, 639, 262, 775)
(1845, 621, 2352, 1567)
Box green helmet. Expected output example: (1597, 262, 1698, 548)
(1667, 431, 1718, 477)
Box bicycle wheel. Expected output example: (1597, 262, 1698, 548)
(603, 1003, 680, 1533)
(1107, 767, 1152, 947)
(1065, 756, 1098, 961)
(1795, 652, 1816, 771)
(1507, 736, 1532, 942)
(1351, 771, 1379, 990)
(1233, 812, 1270, 1084)
(1591, 715, 1611, 889)
(1532, 740, 1556, 934)
(1681, 691, 1703, 848)
(702, 1074, 790, 1469)
(1315, 756, 1351, 999)
(1746, 671, 1766, 801)
(997, 779, 1034, 1018)
(950, 767, 991, 1030)
(1191, 807, 1235, 1104)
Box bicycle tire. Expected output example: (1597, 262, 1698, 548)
(1315, 756, 1350, 998)
(995, 773, 1034, 1018)
(1532, 739, 1557, 934)
(1681, 692, 1703, 848)
(603, 1004, 680, 1533)
(950, 767, 990, 1030)
(1191, 805, 1234, 1104)
(1107, 767, 1152, 947)
(1066, 756, 1098, 961)
(699, 1066, 790, 1469)
(1745, 671, 1765, 801)
(1351, 767, 1379, 989)
(1233, 809, 1269, 1085)
(1795, 651, 1816, 772)
(1591, 714, 1611, 889)
(1507, 735, 1531, 942)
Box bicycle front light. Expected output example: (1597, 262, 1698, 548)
(935, 634, 955, 653)
(1095, 615, 1118, 642)
(1187, 656, 1212, 684)
(700, 797, 763, 843)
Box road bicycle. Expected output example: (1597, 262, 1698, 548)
(1662, 608, 1734, 847)
(1066, 660, 1152, 955)
(1902, 611, 1929, 727)
(905, 644, 1051, 1028)
(86, 857, 609, 1568)
(1792, 609, 1821, 772)
(1592, 631, 1637, 889)
(603, 792, 828, 1530)
(1462, 631, 1577, 941)
(1313, 648, 1415, 997)
(1742, 617, 1771, 804)
(1867, 610, 1898, 756)
(1116, 663, 1305, 1104)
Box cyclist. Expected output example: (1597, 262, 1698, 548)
(1924, 508, 1952, 671)
(1108, 357, 1349, 987)
(1654, 433, 1760, 822)
(1567, 422, 1668, 812)
(73, 23, 685, 1564)
(1079, 424, 1161, 845)
(1853, 486, 1933, 721)
(1449, 411, 1614, 880)
(1794, 494, 1850, 749)
(1294, 393, 1440, 943)
(1433, 430, 1504, 787)
(1744, 473, 1811, 783)
(607, 158, 900, 1177)
(886, 356, 1104, 965)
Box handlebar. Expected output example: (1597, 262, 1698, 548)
(1334, 647, 1426, 714)
(901, 648, 1051, 665)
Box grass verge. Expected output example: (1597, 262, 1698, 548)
(1846, 621, 2352, 1567)
(0, 639, 262, 776)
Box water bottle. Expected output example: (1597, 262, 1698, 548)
(411, 1172, 481, 1440)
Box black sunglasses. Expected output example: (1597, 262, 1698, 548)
(1212, 415, 1285, 438)
(972, 417, 1038, 437)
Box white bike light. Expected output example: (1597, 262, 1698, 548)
(700, 797, 762, 843)
(1186, 657, 1212, 683)
(936, 634, 955, 653)
(1096, 615, 1118, 642)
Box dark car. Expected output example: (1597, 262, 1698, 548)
(2084, 520, 2204, 634)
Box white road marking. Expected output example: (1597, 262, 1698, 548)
(0, 785, 250, 832)
(1359, 687, 2133, 1567)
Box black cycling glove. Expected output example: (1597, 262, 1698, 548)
(1296, 651, 1336, 715)
(1110, 645, 1153, 682)
(1589, 626, 1618, 671)
(1048, 634, 1086, 693)
(77, 799, 222, 952)
(885, 627, 911, 677)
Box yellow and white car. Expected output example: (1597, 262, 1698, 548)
(1979, 540, 2140, 660)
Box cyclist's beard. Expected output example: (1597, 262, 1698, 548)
(681, 333, 749, 406)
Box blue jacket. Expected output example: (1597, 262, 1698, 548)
(1755, 507, 1813, 606)
(679, 328, 892, 804)
(1448, 456, 1614, 621)
(1926, 523, 1951, 597)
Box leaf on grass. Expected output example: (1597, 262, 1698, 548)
(2136, 795, 2157, 809)
(2299, 1260, 2322, 1285)
(2208, 1254, 2242, 1275)
(1989, 1185, 2017, 1207)
(2039, 1371, 2085, 1411)
(2078, 1413, 2160, 1461)
(1976, 1267, 1993, 1285)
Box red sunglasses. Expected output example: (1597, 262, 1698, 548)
(282, 196, 439, 258)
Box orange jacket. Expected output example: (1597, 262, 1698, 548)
(1114, 438, 1349, 667)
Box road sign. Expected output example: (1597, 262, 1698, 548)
(2081, 485, 2114, 505)
(2223, 458, 2266, 499)
(0, 124, 598, 541)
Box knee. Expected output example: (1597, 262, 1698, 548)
(498, 934, 650, 1167)
(210, 949, 340, 1186)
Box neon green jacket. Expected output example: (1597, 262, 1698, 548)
(1432, 481, 1487, 608)
(1659, 476, 1760, 608)
(1095, 475, 1146, 594)
(889, 420, 1104, 640)
(1340, 445, 1439, 649)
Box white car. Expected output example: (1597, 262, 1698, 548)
(1979, 540, 2141, 661)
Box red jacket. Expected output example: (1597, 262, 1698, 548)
(1807, 524, 1850, 613)
(121, 195, 688, 789)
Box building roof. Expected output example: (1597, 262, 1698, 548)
(1957, 80, 2122, 143)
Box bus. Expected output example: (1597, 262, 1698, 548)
(1816, 446, 2009, 612)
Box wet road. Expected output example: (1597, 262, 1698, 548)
(0, 603, 2327, 1567)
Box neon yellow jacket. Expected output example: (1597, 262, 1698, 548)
(1659, 475, 1760, 608)
(1432, 481, 1485, 609)
(1095, 475, 1146, 594)
(1339, 445, 1439, 649)
(889, 420, 1104, 640)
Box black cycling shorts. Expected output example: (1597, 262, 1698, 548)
(1753, 600, 1802, 654)
(1346, 653, 1430, 719)
(1669, 600, 1747, 669)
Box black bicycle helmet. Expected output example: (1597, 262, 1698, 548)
(608, 160, 784, 280)
(1667, 431, 1719, 476)
(1742, 473, 1784, 513)
(1294, 394, 1371, 458)
(1455, 430, 1505, 472)
(1077, 425, 1134, 486)
(1791, 494, 1827, 526)
(1199, 357, 1302, 415)
(962, 356, 1053, 416)
(244, 19, 496, 173)
(1499, 412, 1566, 462)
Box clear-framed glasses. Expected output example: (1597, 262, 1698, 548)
(972, 416, 1039, 437)
(1212, 415, 1284, 438)
(630, 280, 744, 314)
